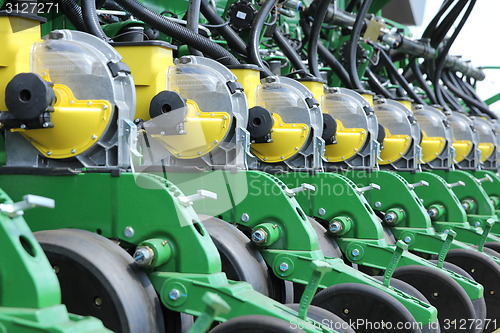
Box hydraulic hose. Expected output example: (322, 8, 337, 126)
(318, 43, 352, 88)
(365, 67, 393, 99)
(199, 0, 248, 57)
(81, 0, 108, 40)
(272, 29, 308, 74)
(308, 0, 330, 78)
(116, 0, 240, 65)
(59, 0, 87, 32)
(186, 0, 203, 56)
(346, 0, 372, 89)
(410, 58, 437, 104)
(248, 0, 277, 77)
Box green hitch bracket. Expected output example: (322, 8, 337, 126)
(437, 230, 456, 268)
(383, 241, 407, 287)
(477, 218, 495, 252)
(188, 292, 231, 333)
(298, 260, 332, 319)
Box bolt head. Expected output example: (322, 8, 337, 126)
(279, 262, 289, 272)
(374, 201, 382, 208)
(318, 208, 326, 216)
(474, 221, 481, 227)
(351, 249, 360, 256)
(329, 221, 343, 234)
(169, 289, 181, 300)
(123, 226, 135, 238)
(384, 212, 396, 223)
(241, 213, 250, 222)
(251, 229, 268, 244)
(404, 236, 411, 243)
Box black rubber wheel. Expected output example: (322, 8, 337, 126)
(209, 315, 305, 332)
(444, 249, 500, 332)
(429, 260, 487, 333)
(312, 282, 421, 333)
(308, 217, 343, 258)
(35, 229, 164, 333)
(393, 265, 476, 333)
(200, 215, 273, 297)
(373, 276, 430, 303)
(484, 242, 500, 255)
(286, 304, 355, 333)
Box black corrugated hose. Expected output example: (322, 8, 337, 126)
(59, 0, 87, 32)
(81, 0, 108, 39)
(307, 0, 331, 78)
(115, 0, 240, 65)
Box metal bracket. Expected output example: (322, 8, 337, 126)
(187, 292, 230, 333)
(383, 241, 407, 287)
(447, 181, 465, 189)
(0, 195, 55, 218)
(407, 180, 429, 190)
(437, 230, 457, 268)
(285, 183, 316, 197)
(178, 190, 218, 207)
(298, 260, 332, 319)
(478, 219, 495, 252)
(355, 183, 381, 195)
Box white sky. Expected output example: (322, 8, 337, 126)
(409, 1, 500, 114)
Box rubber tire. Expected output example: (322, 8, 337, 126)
(312, 282, 421, 333)
(484, 242, 500, 255)
(209, 315, 305, 332)
(429, 260, 487, 333)
(199, 215, 273, 297)
(393, 265, 476, 333)
(372, 276, 430, 303)
(307, 217, 343, 258)
(35, 228, 164, 333)
(286, 304, 355, 333)
(444, 249, 500, 332)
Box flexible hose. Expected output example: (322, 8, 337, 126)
(199, 0, 248, 57)
(59, 0, 87, 32)
(248, 0, 277, 77)
(81, 0, 108, 39)
(186, 0, 203, 56)
(365, 68, 393, 98)
(273, 29, 308, 74)
(346, 0, 372, 89)
(308, 0, 330, 78)
(116, 0, 240, 65)
(318, 43, 352, 88)
(410, 58, 437, 104)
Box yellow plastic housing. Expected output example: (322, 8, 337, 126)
(114, 44, 174, 120)
(324, 120, 366, 162)
(479, 142, 495, 162)
(14, 84, 112, 159)
(251, 113, 309, 163)
(0, 16, 41, 111)
(397, 99, 412, 111)
(379, 128, 411, 165)
(152, 100, 230, 159)
(300, 80, 324, 102)
(452, 140, 472, 163)
(231, 68, 260, 108)
(420, 131, 447, 163)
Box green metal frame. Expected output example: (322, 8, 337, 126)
(0, 172, 332, 333)
(0, 188, 110, 332)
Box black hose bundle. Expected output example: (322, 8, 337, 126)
(247, 0, 277, 76)
(272, 29, 308, 74)
(186, 0, 203, 56)
(307, 0, 331, 78)
(346, 0, 372, 89)
(199, 0, 248, 57)
(81, 0, 108, 39)
(59, 0, 87, 32)
(115, 0, 240, 65)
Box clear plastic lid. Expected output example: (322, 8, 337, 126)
(413, 108, 447, 139)
(255, 81, 310, 124)
(32, 39, 113, 101)
(449, 113, 474, 143)
(321, 92, 369, 131)
(168, 64, 233, 116)
(375, 102, 412, 137)
(473, 117, 496, 145)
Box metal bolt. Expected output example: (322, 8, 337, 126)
(133, 246, 154, 266)
(94, 297, 102, 306)
(318, 208, 326, 216)
(47, 151, 52, 156)
(279, 262, 289, 272)
(169, 289, 181, 301)
(404, 236, 411, 243)
(241, 213, 250, 222)
(343, 308, 350, 314)
(53, 266, 60, 273)
(123, 226, 135, 238)
(160, 131, 166, 135)
(103, 105, 108, 110)
(43, 123, 49, 128)
(384, 212, 397, 224)
(251, 228, 268, 245)
(71, 149, 76, 154)
(432, 292, 439, 298)
(474, 221, 481, 227)
(91, 135, 97, 140)
(20, 124, 26, 129)
(329, 221, 343, 234)
(428, 208, 438, 218)
(351, 249, 360, 257)
(374, 201, 382, 208)
(87, 101, 92, 106)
